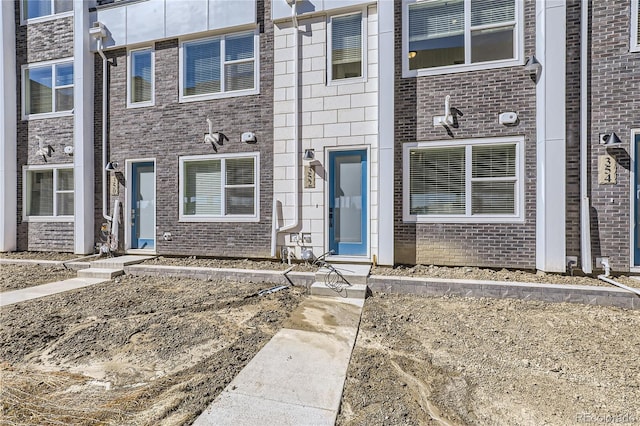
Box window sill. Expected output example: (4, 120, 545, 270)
(22, 216, 74, 223)
(22, 111, 73, 121)
(179, 88, 259, 103)
(631, 46, 640, 53)
(127, 101, 155, 109)
(179, 216, 260, 223)
(403, 215, 524, 224)
(403, 58, 524, 78)
(21, 11, 74, 26)
(327, 75, 367, 86)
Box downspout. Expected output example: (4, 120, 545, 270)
(580, 0, 593, 273)
(271, 0, 300, 256)
(598, 259, 640, 296)
(97, 36, 111, 222)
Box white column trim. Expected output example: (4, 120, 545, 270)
(377, 0, 394, 266)
(73, 0, 96, 254)
(536, 0, 567, 272)
(0, 0, 17, 252)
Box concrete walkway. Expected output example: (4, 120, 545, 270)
(194, 295, 364, 425)
(0, 277, 107, 307)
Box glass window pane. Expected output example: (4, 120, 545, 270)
(27, 170, 53, 216)
(225, 61, 254, 92)
(471, 0, 514, 27)
(25, 0, 51, 20)
(57, 192, 74, 216)
(226, 187, 255, 215)
(471, 26, 514, 63)
(472, 144, 516, 178)
(184, 40, 220, 96)
(408, 0, 464, 70)
(226, 158, 255, 185)
(131, 50, 153, 103)
(55, 63, 74, 86)
(183, 161, 221, 215)
(332, 13, 362, 79)
(26, 67, 53, 115)
(225, 33, 254, 62)
(57, 169, 74, 191)
(55, 87, 74, 112)
(54, 0, 73, 13)
(409, 147, 465, 215)
(472, 181, 515, 214)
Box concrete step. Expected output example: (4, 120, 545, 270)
(310, 281, 369, 299)
(90, 255, 155, 269)
(77, 268, 124, 279)
(315, 263, 371, 285)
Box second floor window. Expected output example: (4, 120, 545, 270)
(632, 0, 640, 52)
(128, 48, 154, 107)
(22, 0, 72, 22)
(23, 60, 74, 119)
(329, 12, 364, 81)
(405, 0, 521, 75)
(180, 31, 257, 101)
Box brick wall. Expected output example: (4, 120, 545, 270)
(393, 0, 538, 268)
(98, 0, 274, 257)
(589, 0, 640, 271)
(14, 1, 75, 252)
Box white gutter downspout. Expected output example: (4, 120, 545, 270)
(271, 0, 300, 257)
(598, 259, 640, 296)
(97, 37, 111, 222)
(580, 0, 593, 274)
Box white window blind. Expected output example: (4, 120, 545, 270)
(25, 167, 74, 218)
(184, 39, 221, 96)
(470, 0, 515, 27)
(409, 147, 465, 215)
(409, 0, 464, 41)
(182, 156, 256, 219)
(130, 49, 153, 104)
(225, 33, 255, 91)
(407, 142, 519, 219)
(637, 0, 640, 45)
(331, 13, 363, 80)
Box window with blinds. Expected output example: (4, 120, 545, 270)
(23, 60, 74, 118)
(181, 155, 258, 220)
(406, 0, 518, 72)
(633, 0, 640, 52)
(24, 166, 74, 219)
(129, 48, 154, 106)
(22, 0, 72, 22)
(181, 31, 256, 100)
(330, 12, 363, 81)
(405, 139, 521, 221)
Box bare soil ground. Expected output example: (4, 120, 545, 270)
(338, 293, 640, 425)
(0, 252, 80, 261)
(143, 255, 318, 272)
(0, 274, 304, 425)
(1, 264, 77, 292)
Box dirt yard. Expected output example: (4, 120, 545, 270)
(1, 264, 77, 292)
(2, 255, 640, 425)
(338, 293, 640, 425)
(0, 274, 305, 425)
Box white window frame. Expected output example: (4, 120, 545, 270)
(327, 9, 368, 84)
(22, 164, 74, 222)
(127, 46, 155, 108)
(178, 29, 260, 103)
(179, 152, 260, 222)
(632, 0, 640, 52)
(20, 0, 73, 26)
(402, 0, 525, 77)
(21, 57, 74, 120)
(403, 136, 525, 223)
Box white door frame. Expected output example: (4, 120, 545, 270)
(125, 158, 157, 254)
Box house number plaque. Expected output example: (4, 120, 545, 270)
(304, 165, 315, 189)
(598, 155, 617, 185)
(110, 174, 119, 195)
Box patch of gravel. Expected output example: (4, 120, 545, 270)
(143, 256, 318, 273)
(372, 264, 640, 288)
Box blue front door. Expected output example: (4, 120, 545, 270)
(131, 162, 155, 250)
(329, 150, 367, 256)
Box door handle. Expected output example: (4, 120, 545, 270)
(329, 207, 334, 228)
(637, 189, 640, 199)
(131, 209, 136, 227)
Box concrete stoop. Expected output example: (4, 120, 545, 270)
(77, 268, 124, 279)
(77, 255, 155, 280)
(310, 263, 371, 299)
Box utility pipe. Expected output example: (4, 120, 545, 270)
(271, 0, 301, 257)
(598, 259, 640, 296)
(96, 36, 111, 222)
(580, 0, 593, 273)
